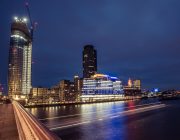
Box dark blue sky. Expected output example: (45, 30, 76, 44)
(1, 0, 180, 91)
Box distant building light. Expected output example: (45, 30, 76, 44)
(92, 74, 108, 78)
(110, 76, 118, 80)
(14, 16, 18, 21)
(23, 18, 27, 22)
(74, 75, 79, 79)
(11, 34, 27, 41)
(154, 88, 159, 92)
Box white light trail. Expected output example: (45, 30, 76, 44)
(49, 103, 166, 130)
(39, 102, 162, 121)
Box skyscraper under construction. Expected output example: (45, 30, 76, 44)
(8, 17, 32, 98)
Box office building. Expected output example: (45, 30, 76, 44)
(81, 74, 124, 101)
(83, 45, 97, 78)
(74, 75, 83, 101)
(60, 80, 76, 102)
(8, 17, 32, 99)
(124, 79, 141, 96)
(133, 80, 141, 90)
(30, 87, 48, 96)
(28, 87, 60, 105)
(29, 87, 48, 104)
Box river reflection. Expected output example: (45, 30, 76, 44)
(28, 101, 128, 139)
(27, 99, 180, 140)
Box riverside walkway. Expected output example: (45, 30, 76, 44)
(0, 101, 60, 140)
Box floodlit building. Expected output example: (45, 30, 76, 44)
(29, 87, 49, 104)
(133, 80, 141, 90)
(83, 45, 97, 78)
(8, 17, 32, 99)
(124, 79, 141, 96)
(74, 75, 83, 101)
(128, 78, 133, 87)
(30, 87, 48, 96)
(60, 80, 76, 102)
(28, 87, 60, 105)
(81, 74, 124, 101)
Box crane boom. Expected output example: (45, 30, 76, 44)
(25, 2, 34, 40)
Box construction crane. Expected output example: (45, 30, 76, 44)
(25, 2, 37, 41)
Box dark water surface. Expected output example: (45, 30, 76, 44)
(28, 99, 180, 140)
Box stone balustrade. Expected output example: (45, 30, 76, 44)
(13, 101, 60, 140)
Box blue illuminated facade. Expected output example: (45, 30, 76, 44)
(82, 74, 124, 95)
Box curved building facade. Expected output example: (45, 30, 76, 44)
(8, 17, 32, 98)
(81, 74, 124, 101)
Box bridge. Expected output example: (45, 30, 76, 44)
(0, 101, 60, 140)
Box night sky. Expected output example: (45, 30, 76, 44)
(1, 0, 180, 92)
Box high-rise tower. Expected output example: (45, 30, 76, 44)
(8, 17, 32, 98)
(83, 45, 97, 78)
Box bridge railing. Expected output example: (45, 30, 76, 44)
(12, 101, 60, 140)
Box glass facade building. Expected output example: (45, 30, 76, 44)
(83, 45, 97, 78)
(8, 17, 32, 98)
(82, 74, 123, 95)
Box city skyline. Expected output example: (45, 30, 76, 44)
(1, 0, 180, 92)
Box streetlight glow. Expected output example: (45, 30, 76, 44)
(23, 18, 27, 22)
(14, 16, 18, 21)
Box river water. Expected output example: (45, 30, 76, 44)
(28, 99, 180, 140)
